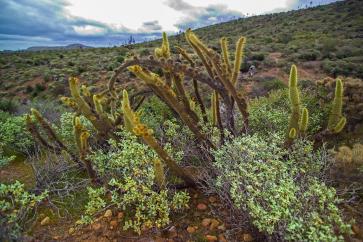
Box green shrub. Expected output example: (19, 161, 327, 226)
(0, 99, 19, 113)
(0, 112, 33, 166)
(0, 181, 48, 240)
(82, 131, 190, 234)
(249, 89, 326, 136)
(213, 134, 351, 241)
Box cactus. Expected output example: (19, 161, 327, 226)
(211, 91, 218, 126)
(289, 128, 297, 139)
(328, 79, 346, 133)
(299, 108, 309, 133)
(122, 89, 195, 185)
(220, 37, 232, 78)
(352, 144, 363, 164)
(154, 32, 170, 59)
(231, 37, 246, 86)
(287, 65, 301, 138)
(335, 146, 353, 164)
(153, 159, 166, 189)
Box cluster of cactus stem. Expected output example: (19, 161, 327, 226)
(317, 77, 363, 132)
(110, 30, 249, 151)
(25, 109, 98, 182)
(26, 30, 353, 187)
(335, 143, 363, 166)
(287, 65, 346, 142)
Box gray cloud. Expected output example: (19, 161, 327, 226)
(0, 0, 162, 50)
(140, 21, 163, 31)
(164, 0, 243, 30)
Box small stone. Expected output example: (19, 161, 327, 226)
(208, 196, 217, 203)
(68, 227, 75, 235)
(197, 203, 207, 210)
(202, 218, 212, 227)
(92, 223, 102, 231)
(243, 233, 253, 242)
(110, 220, 118, 229)
(53, 236, 61, 240)
(217, 224, 226, 231)
(187, 226, 196, 234)
(205, 235, 218, 241)
(104, 209, 112, 218)
(117, 212, 124, 219)
(218, 234, 228, 242)
(209, 219, 220, 230)
(40, 216, 50, 226)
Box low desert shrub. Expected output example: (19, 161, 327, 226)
(0, 181, 48, 240)
(0, 112, 33, 166)
(81, 131, 190, 234)
(212, 134, 351, 241)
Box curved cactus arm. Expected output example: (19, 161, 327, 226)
(299, 108, 309, 133)
(122, 89, 195, 185)
(231, 37, 246, 86)
(153, 158, 166, 190)
(328, 79, 345, 132)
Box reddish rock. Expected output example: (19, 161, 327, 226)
(202, 218, 212, 227)
(208, 196, 217, 203)
(243, 233, 254, 241)
(209, 219, 220, 230)
(104, 209, 112, 218)
(205, 235, 218, 241)
(197, 203, 208, 211)
(218, 234, 228, 242)
(187, 226, 196, 234)
(117, 212, 124, 220)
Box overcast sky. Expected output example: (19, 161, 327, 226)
(0, 0, 339, 50)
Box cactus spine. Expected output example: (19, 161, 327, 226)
(220, 37, 232, 77)
(328, 79, 346, 133)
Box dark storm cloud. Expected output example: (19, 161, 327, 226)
(164, 0, 243, 30)
(0, 0, 161, 50)
(140, 21, 163, 31)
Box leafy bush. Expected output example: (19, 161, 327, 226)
(82, 131, 190, 234)
(212, 134, 351, 241)
(0, 98, 19, 113)
(249, 89, 326, 136)
(0, 112, 33, 166)
(0, 181, 48, 240)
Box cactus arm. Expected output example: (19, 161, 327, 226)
(289, 128, 297, 139)
(172, 74, 199, 123)
(128, 65, 215, 149)
(287, 65, 301, 136)
(328, 79, 345, 131)
(153, 159, 166, 190)
(26, 114, 59, 151)
(231, 37, 246, 86)
(122, 90, 195, 185)
(193, 79, 208, 124)
(220, 37, 232, 78)
(332, 117, 346, 133)
(299, 108, 309, 133)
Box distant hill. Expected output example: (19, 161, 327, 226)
(0, 0, 362, 99)
(26, 44, 93, 52)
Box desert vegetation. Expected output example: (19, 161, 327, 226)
(1, 0, 363, 241)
